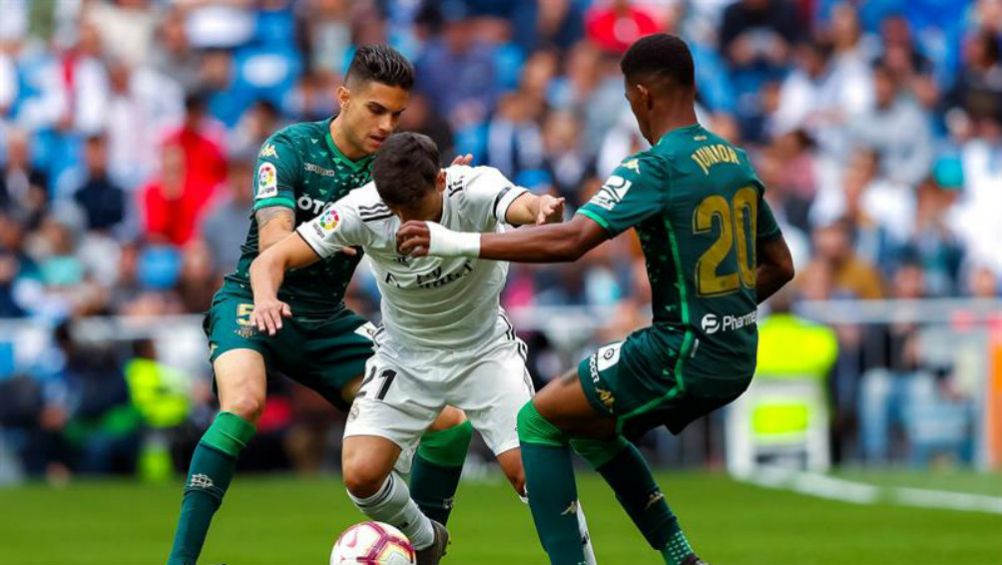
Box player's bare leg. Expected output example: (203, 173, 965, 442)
(343, 372, 473, 525)
(166, 349, 265, 565)
(342, 435, 448, 565)
(519, 371, 703, 565)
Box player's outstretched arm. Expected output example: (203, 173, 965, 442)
(248, 233, 322, 335)
(755, 235, 795, 304)
(397, 214, 608, 263)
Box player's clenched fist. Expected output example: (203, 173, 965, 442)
(250, 297, 292, 336)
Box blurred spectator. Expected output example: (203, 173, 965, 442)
(85, 0, 158, 68)
(485, 92, 544, 180)
(416, 2, 500, 129)
(301, 0, 352, 75)
(858, 260, 934, 463)
(0, 250, 26, 318)
(951, 115, 1002, 276)
(968, 264, 1001, 298)
(149, 9, 202, 94)
(103, 56, 185, 190)
(720, 0, 799, 136)
(285, 71, 338, 122)
(72, 135, 125, 232)
(720, 0, 799, 71)
(230, 100, 284, 158)
(399, 93, 455, 164)
(141, 95, 226, 246)
(904, 178, 964, 296)
(535, 0, 587, 50)
(175, 239, 220, 313)
(55, 20, 110, 136)
(540, 110, 594, 206)
(849, 64, 934, 187)
(585, 0, 661, 54)
(811, 219, 885, 300)
(946, 29, 1002, 121)
(1, 130, 49, 229)
(813, 149, 913, 256)
(180, 0, 256, 50)
(202, 158, 254, 276)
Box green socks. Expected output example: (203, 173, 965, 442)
(660, 531, 695, 565)
(518, 403, 588, 565)
(166, 412, 256, 565)
(410, 420, 473, 525)
(519, 401, 696, 565)
(575, 438, 680, 551)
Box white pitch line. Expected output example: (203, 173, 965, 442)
(739, 467, 1002, 515)
(893, 487, 1002, 514)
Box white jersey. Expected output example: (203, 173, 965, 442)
(297, 165, 527, 349)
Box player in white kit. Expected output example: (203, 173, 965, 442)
(248, 132, 596, 565)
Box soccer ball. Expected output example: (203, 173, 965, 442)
(330, 521, 416, 565)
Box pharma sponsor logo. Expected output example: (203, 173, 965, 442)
(701, 311, 757, 335)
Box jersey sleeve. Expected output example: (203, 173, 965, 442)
(577, 153, 666, 237)
(295, 192, 370, 258)
(455, 166, 528, 229)
(253, 132, 301, 212)
(757, 194, 782, 241)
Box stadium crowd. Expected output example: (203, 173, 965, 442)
(0, 0, 1000, 479)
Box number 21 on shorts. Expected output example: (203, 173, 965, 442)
(358, 366, 397, 401)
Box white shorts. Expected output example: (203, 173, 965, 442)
(344, 317, 534, 470)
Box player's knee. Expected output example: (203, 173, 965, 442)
(517, 401, 563, 445)
(570, 437, 629, 469)
(430, 406, 468, 432)
(221, 392, 265, 425)
(342, 453, 389, 498)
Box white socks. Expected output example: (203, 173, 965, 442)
(348, 472, 435, 550)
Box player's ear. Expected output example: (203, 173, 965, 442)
(637, 83, 653, 111)
(435, 169, 446, 193)
(336, 85, 350, 110)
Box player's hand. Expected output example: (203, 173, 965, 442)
(450, 153, 474, 167)
(396, 221, 431, 257)
(536, 195, 566, 225)
(335, 245, 359, 256)
(250, 297, 292, 336)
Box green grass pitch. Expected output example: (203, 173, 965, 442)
(1, 471, 999, 565)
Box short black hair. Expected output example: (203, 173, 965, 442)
(345, 44, 415, 90)
(620, 33, 694, 89)
(372, 132, 440, 209)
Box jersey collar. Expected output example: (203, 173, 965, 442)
(324, 117, 374, 172)
(655, 123, 704, 147)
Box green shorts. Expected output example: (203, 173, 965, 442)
(577, 326, 752, 439)
(203, 285, 374, 411)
